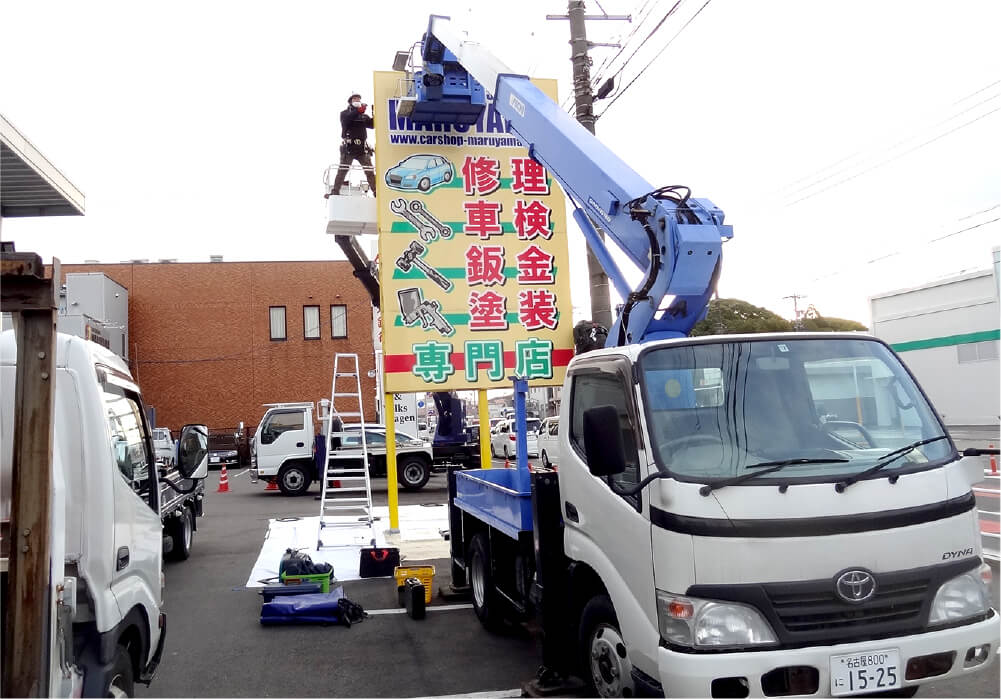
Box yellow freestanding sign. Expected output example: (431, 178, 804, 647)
(374, 71, 573, 393)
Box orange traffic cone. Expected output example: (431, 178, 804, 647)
(990, 444, 997, 475)
(504, 457, 511, 469)
(216, 464, 230, 493)
(265, 479, 278, 491)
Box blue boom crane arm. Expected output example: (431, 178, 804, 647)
(411, 15, 733, 345)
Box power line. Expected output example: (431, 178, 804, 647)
(594, 0, 685, 100)
(598, 0, 713, 116)
(807, 209, 1000, 284)
(785, 106, 1000, 207)
(589, 0, 661, 88)
(780, 88, 999, 201)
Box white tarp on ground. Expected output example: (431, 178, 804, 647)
(245, 504, 450, 587)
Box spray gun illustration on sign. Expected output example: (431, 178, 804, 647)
(397, 287, 454, 336)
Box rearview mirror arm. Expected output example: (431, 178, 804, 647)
(160, 478, 200, 495)
(607, 470, 671, 497)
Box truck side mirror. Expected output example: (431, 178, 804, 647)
(177, 424, 209, 480)
(583, 405, 626, 477)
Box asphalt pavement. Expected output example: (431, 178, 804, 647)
(141, 461, 999, 698)
(139, 465, 540, 698)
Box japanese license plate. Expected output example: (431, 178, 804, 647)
(210, 456, 220, 463)
(830, 648, 901, 696)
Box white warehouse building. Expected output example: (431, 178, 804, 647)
(870, 248, 1000, 433)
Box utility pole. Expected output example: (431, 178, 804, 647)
(783, 294, 807, 330)
(548, 1, 629, 332)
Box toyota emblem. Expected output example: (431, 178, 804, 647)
(835, 569, 877, 603)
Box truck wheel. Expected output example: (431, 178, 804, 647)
(469, 533, 502, 631)
(541, 451, 551, 468)
(105, 644, 134, 698)
(169, 507, 194, 561)
(503, 444, 510, 460)
(399, 457, 431, 491)
(579, 594, 634, 698)
(278, 463, 311, 496)
(490, 442, 497, 458)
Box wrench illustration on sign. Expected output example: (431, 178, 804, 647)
(395, 240, 453, 291)
(390, 198, 453, 242)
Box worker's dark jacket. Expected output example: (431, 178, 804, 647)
(340, 106, 374, 153)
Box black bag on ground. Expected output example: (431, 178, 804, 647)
(280, 548, 332, 577)
(358, 546, 400, 578)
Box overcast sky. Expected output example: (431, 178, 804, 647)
(2, 0, 998, 326)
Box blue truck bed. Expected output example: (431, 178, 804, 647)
(453, 468, 534, 540)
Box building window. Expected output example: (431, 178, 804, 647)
(269, 306, 286, 340)
(303, 305, 320, 339)
(958, 339, 999, 363)
(331, 305, 347, 338)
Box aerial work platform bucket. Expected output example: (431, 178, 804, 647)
(324, 163, 378, 236)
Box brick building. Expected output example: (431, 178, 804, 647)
(56, 260, 378, 433)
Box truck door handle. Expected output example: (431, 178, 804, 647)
(116, 547, 130, 571)
(296, 442, 304, 448)
(565, 501, 579, 523)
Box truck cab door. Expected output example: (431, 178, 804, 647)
(101, 383, 163, 663)
(257, 409, 310, 472)
(561, 358, 658, 672)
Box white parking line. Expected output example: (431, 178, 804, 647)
(366, 603, 473, 616)
(412, 689, 522, 699)
(231, 468, 251, 479)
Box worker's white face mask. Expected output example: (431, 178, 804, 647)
(351, 101, 362, 108)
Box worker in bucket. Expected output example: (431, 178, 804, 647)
(328, 93, 377, 197)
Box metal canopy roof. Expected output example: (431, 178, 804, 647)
(1, 114, 85, 217)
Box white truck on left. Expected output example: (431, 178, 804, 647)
(0, 330, 209, 696)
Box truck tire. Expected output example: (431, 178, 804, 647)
(278, 463, 312, 496)
(469, 533, 503, 631)
(106, 644, 134, 697)
(541, 450, 551, 468)
(503, 444, 510, 460)
(168, 506, 194, 561)
(399, 456, 431, 491)
(579, 594, 635, 698)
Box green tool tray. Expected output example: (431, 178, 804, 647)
(280, 570, 333, 593)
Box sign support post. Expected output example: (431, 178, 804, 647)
(384, 396, 400, 532)
(478, 389, 491, 469)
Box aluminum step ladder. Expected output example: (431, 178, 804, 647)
(317, 353, 375, 550)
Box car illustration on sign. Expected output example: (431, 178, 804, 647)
(386, 154, 455, 192)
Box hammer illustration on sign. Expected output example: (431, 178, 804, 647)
(395, 240, 453, 291)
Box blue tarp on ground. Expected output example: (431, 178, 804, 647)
(260, 588, 346, 625)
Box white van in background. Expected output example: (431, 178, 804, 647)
(537, 416, 560, 468)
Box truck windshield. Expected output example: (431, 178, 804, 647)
(638, 337, 953, 484)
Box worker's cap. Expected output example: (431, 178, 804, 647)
(348, 93, 362, 102)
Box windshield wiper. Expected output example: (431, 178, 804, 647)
(699, 458, 850, 496)
(835, 435, 950, 492)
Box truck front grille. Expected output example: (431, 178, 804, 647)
(763, 576, 929, 639)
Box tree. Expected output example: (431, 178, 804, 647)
(690, 298, 792, 336)
(801, 315, 868, 332)
(690, 298, 868, 335)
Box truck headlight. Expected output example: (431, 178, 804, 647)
(656, 591, 777, 648)
(928, 564, 992, 626)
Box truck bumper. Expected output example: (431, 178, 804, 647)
(656, 613, 998, 697)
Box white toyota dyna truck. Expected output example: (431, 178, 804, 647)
(1, 330, 209, 696)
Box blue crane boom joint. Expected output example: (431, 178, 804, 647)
(411, 14, 735, 345)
